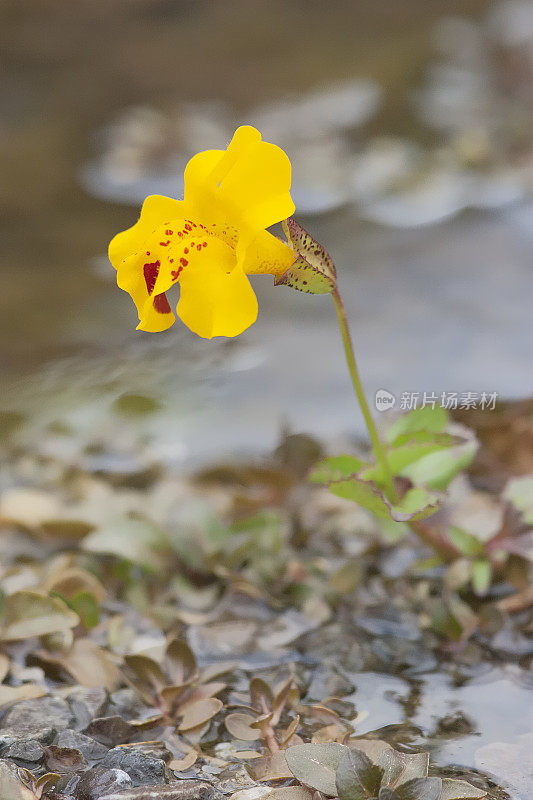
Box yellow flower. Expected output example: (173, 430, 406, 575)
(108, 125, 296, 338)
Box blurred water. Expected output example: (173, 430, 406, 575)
(1, 0, 532, 465)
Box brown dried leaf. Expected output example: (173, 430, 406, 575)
(178, 697, 223, 731)
(169, 750, 198, 771)
(0, 683, 45, 710)
(280, 715, 300, 746)
(0, 591, 79, 641)
(164, 638, 198, 686)
(225, 712, 262, 741)
(44, 745, 87, 773)
(122, 654, 168, 703)
(44, 567, 106, 604)
(250, 677, 274, 713)
(60, 638, 120, 691)
(311, 723, 350, 744)
(272, 677, 293, 725)
(254, 750, 293, 781)
(263, 789, 314, 800)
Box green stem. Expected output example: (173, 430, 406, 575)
(332, 286, 397, 503)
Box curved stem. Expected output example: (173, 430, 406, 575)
(331, 286, 397, 503)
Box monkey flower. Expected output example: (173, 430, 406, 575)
(108, 125, 296, 338)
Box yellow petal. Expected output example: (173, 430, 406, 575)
(183, 126, 295, 249)
(137, 294, 175, 333)
(108, 195, 185, 268)
(241, 229, 296, 277)
(177, 263, 258, 339)
(116, 252, 176, 333)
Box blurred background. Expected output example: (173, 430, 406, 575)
(2, 0, 533, 465)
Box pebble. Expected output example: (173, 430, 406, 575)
(0, 696, 73, 743)
(56, 729, 109, 764)
(100, 747, 167, 786)
(2, 738, 45, 764)
(98, 781, 222, 800)
(76, 766, 133, 800)
(84, 716, 135, 746)
(67, 687, 108, 729)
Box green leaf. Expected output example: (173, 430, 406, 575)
(471, 559, 492, 597)
(448, 528, 484, 557)
(438, 778, 486, 799)
(431, 596, 478, 641)
(310, 456, 368, 484)
(387, 487, 443, 522)
(336, 747, 383, 800)
(68, 591, 100, 629)
(386, 406, 449, 443)
(396, 778, 442, 800)
(329, 475, 443, 523)
(401, 437, 477, 491)
(83, 516, 169, 570)
(275, 255, 336, 295)
(327, 476, 393, 520)
(504, 475, 533, 524)
(113, 392, 160, 416)
(364, 433, 460, 485)
(351, 741, 429, 787)
(285, 743, 347, 796)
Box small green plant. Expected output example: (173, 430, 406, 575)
(311, 405, 477, 552)
(122, 636, 225, 733)
(285, 741, 486, 800)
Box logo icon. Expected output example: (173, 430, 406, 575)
(375, 389, 396, 412)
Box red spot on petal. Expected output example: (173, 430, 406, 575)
(180, 257, 188, 267)
(159, 240, 170, 247)
(177, 231, 183, 237)
(146, 251, 150, 256)
(153, 293, 171, 314)
(202, 242, 207, 247)
(171, 267, 183, 280)
(184, 247, 189, 254)
(170, 258, 174, 263)
(196, 244, 202, 251)
(165, 229, 173, 235)
(185, 223, 192, 231)
(143, 260, 160, 295)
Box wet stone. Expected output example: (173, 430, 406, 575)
(0, 696, 73, 743)
(98, 781, 222, 800)
(100, 746, 168, 786)
(84, 716, 135, 746)
(356, 614, 421, 641)
(67, 687, 108, 729)
(55, 772, 82, 795)
(76, 766, 133, 800)
(305, 663, 354, 702)
(2, 737, 45, 763)
(436, 711, 475, 736)
(56, 730, 109, 764)
(107, 688, 154, 722)
(213, 765, 257, 794)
